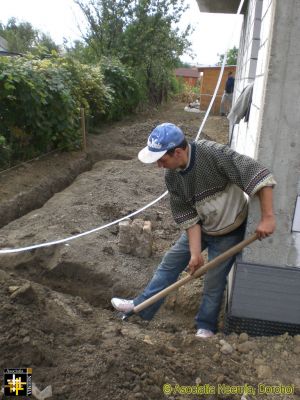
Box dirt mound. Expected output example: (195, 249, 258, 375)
(0, 103, 299, 399)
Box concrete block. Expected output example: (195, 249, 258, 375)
(262, 0, 273, 20)
(118, 219, 152, 258)
(131, 219, 152, 258)
(254, 0, 263, 19)
(250, 39, 260, 59)
(253, 18, 262, 39)
(118, 220, 132, 254)
(252, 75, 264, 109)
(249, 59, 257, 79)
(261, 1, 274, 44)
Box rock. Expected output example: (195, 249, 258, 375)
(182, 335, 195, 346)
(254, 358, 265, 366)
(133, 385, 141, 393)
(239, 332, 249, 343)
(195, 377, 201, 385)
(77, 304, 93, 315)
(8, 286, 20, 294)
(282, 350, 289, 359)
(70, 228, 81, 234)
(220, 342, 234, 355)
(237, 341, 256, 353)
(165, 344, 177, 354)
(22, 336, 30, 344)
(19, 328, 29, 337)
(256, 365, 272, 379)
(276, 332, 289, 342)
(0, 269, 10, 282)
(212, 352, 220, 361)
(228, 332, 238, 340)
(143, 335, 154, 345)
(274, 343, 282, 350)
(294, 378, 300, 395)
(293, 345, 300, 354)
(294, 334, 300, 343)
(217, 374, 225, 383)
(10, 282, 36, 305)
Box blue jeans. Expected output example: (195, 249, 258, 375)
(133, 222, 246, 332)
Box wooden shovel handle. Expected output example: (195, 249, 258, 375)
(133, 233, 258, 314)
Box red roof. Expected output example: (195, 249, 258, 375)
(175, 68, 200, 78)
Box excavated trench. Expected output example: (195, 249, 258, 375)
(1, 109, 300, 400)
(12, 258, 114, 308)
(0, 150, 134, 229)
(0, 114, 229, 326)
(0, 127, 201, 334)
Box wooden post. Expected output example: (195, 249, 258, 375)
(80, 108, 87, 152)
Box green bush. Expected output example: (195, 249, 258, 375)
(0, 55, 81, 164)
(0, 54, 141, 168)
(58, 56, 112, 124)
(0, 55, 111, 166)
(100, 57, 141, 121)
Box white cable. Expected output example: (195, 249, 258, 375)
(0, 0, 245, 255)
(0, 191, 168, 254)
(195, 0, 245, 142)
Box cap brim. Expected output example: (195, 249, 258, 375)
(138, 147, 167, 164)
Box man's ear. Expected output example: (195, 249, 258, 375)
(174, 148, 182, 157)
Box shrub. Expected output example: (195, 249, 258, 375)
(0, 54, 141, 168)
(0, 55, 80, 161)
(100, 57, 141, 121)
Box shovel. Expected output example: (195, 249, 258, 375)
(120, 233, 258, 320)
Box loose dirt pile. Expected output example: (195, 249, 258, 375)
(0, 103, 299, 400)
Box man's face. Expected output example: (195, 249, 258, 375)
(156, 150, 184, 169)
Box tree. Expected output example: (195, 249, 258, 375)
(0, 18, 59, 54)
(73, 0, 192, 103)
(74, 0, 133, 58)
(217, 46, 238, 66)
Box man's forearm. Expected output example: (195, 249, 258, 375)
(256, 186, 276, 238)
(257, 186, 274, 217)
(187, 224, 201, 256)
(186, 223, 203, 274)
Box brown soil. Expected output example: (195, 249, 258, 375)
(0, 103, 299, 400)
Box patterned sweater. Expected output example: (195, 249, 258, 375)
(165, 140, 276, 236)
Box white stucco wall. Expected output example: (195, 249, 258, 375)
(231, 0, 275, 158)
(231, 0, 300, 268)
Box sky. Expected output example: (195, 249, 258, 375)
(1, 0, 243, 65)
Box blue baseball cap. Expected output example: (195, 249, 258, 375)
(138, 123, 185, 163)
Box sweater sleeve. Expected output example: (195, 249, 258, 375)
(210, 142, 276, 197)
(165, 172, 200, 229)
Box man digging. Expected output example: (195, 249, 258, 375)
(111, 123, 276, 338)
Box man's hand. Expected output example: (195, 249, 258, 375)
(188, 253, 205, 275)
(256, 215, 276, 239)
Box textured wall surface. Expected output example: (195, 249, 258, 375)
(230, 0, 300, 268)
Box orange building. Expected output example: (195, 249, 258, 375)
(174, 68, 200, 87)
(198, 65, 236, 115)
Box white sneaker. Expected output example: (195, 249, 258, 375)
(195, 328, 214, 339)
(111, 297, 134, 313)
